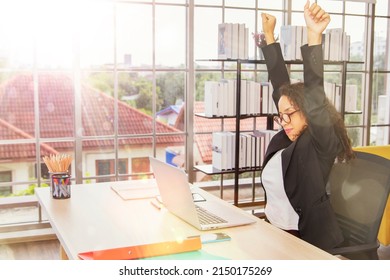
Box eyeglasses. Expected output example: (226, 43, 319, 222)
(274, 110, 300, 125)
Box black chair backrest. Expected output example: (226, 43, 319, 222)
(328, 151, 390, 245)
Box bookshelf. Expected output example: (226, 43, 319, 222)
(195, 58, 273, 207)
(194, 58, 363, 207)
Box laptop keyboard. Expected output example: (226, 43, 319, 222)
(195, 205, 227, 225)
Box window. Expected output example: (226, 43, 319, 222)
(0, 0, 187, 227)
(0, 0, 389, 228)
(0, 171, 12, 196)
(96, 159, 128, 183)
(131, 157, 151, 180)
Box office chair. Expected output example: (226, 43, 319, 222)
(326, 151, 390, 260)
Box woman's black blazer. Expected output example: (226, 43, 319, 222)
(261, 43, 344, 250)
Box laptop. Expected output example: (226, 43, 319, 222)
(149, 157, 256, 231)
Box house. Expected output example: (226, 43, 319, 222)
(0, 73, 183, 193)
(156, 103, 184, 126)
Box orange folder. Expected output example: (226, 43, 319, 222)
(78, 237, 202, 260)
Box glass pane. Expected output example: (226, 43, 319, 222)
(116, 3, 152, 68)
(155, 6, 186, 67)
(345, 1, 367, 15)
(120, 136, 152, 175)
(117, 71, 154, 135)
(94, 158, 129, 182)
(118, 159, 129, 175)
(131, 157, 151, 180)
(80, 1, 114, 69)
(194, 131, 212, 166)
(291, 11, 306, 26)
(239, 117, 256, 131)
(195, 0, 222, 5)
(375, 0, 389, 17)
(0, 171, 12, 196)
(0, 143, 37, 193)
(255, 116, 268, 130)
(82, 139, 115, 181)
(258, 0, 283, 10)
(35, 1, 74, 69)
(317, 0, 343, 14)
(39, 72, 75, 138)
(156, 110, 185, 133)
(326, 13, 343, 30)
(157, 71, 185, 115)
(195, 71, 223, 102)
(372, 73, 390, 145)
(0, 2, 34, 68)
(291, 0, 309, 11)
(120, 0, 152, 2)
(345, 73, 364, 115)
(194, 109, 223, 133)
(225, 0, 255, 8)
(345, 15, 367, 63)
(371, 96, 390, 145)
(195, 7, 222, 60)
(156, 0, 186, 3)
(373, 17, 390, 71)
(156, 135, 186, 168)
(81, 71, 115, 136)
(324, 67, 342, 111)
(347, 127, 364, 147)
(0, 72, 35, 138)
(371, 74, 390, 145)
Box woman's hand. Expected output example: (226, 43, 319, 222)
(261, 13, 277, 45)
(304, 0, 331, 46)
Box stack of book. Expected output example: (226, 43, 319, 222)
(251, 130, 278, 166)
(204, 79, 276, 117)
(211, 130, 278, 170)
(279, 25, 350, 61)
(324, 82, 358, 112)
(324, 81, 341, 112)
(218, 23, 249, 59)
(260, 81, 277, 115)
(323, 28, 350, 62)
(212, 131, 236, 170)
(280, 25, 307, 61)
(204, 80, 236, 117)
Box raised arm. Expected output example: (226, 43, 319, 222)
(302, 1, 330, 91)
(304, 0, 331, 46)
(260, 13, 290, 108)
(261, 13, 277, 45)
(301, 1, 338, 156)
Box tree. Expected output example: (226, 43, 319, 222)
(134, 78, 163, 115)
(86, 72, 163, 115)
(157, 72, 184, 107)
(117, 73, 139, 99)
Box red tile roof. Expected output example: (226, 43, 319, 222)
(0, 73, 183, 160)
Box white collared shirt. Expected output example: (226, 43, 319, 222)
(261, 149, 299, 230)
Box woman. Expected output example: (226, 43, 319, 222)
(260, 1, 354, 250)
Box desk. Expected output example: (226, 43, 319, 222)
(35, 180, 338, 260)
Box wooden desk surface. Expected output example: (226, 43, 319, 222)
(35, 180, 338, 260)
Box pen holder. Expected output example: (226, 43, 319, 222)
(50, 172, 71, 199)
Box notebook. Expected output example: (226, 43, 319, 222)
(111, 180, 159, 200)
(149, 157, 256, 231)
